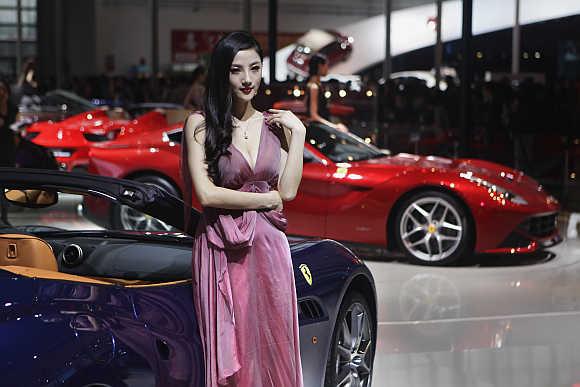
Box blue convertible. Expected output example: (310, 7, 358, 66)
(0, 168, 376, 387)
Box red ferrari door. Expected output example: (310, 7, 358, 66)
(284, 148, 330, 238)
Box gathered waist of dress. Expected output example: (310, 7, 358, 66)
(196, 180, 288, 249)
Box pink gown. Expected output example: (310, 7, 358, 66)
(190, 116, 303, 386)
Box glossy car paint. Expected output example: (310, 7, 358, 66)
(26, 108, 176, 171)
(89, 126, 560, 256)
(0, 169, 376, 387)
(0, 243, 372, 387)
(0, 271, 172, 386)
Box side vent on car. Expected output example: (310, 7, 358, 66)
(298, 298, 324, 320)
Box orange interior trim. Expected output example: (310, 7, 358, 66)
(125, 279, 191, 288)
(0, 266, 191, 288)
(1, 266, 112, 285)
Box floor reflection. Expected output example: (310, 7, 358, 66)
(366, 237, 580, 387)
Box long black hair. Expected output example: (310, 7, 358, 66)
(203, 31, 263, 184)
(308, 52, 328, 79)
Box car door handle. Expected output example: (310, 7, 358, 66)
(155, 338, 171, 361)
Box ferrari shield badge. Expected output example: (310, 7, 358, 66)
(299, 264, 313, 286)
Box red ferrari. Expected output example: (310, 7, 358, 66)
(88, 122, 560, 265)
(24, 104, 188, 172)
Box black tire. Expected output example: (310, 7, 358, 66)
(111, 174, 180, 230)
(394, 190, 473, 266)
(324, 291, 375, 387)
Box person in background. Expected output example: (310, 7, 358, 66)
(183, 65, 207, 110)
(16, 58, 38, 97)
(0, 79, 58, 171)
(306, 52, 349, 133)
(136, 57, 151, 79)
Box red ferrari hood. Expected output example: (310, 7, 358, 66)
(355, 153, 526, 180)
(351, 153, 542, 191)
(356, 153, 458, 169)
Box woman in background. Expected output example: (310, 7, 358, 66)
(306, 52, 349, 133)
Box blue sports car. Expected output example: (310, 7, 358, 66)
(0, 168, 376, 387)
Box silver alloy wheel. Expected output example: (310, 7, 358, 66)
(120, 205, 175, 231)
(399, 197, 463, 262)
(334, 302, 373, 387)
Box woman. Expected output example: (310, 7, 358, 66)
(183, 65, 207, 110)
(181, 32, 305, 386)
(306, 52, 349, 133)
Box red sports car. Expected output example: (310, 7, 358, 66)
(88, 122, 561, 265)
(24, 104, 188, 172)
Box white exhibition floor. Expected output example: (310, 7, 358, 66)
(366, 237, 580, 387)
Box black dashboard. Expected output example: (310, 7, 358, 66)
(45, 236, 193, 282)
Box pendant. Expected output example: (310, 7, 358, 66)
(244, 130, 248, 140)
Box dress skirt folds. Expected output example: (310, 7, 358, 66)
(190, 116, 303, 386)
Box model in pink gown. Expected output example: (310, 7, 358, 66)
(189, 115, 303, 386)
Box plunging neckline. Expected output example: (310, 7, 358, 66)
(230, 114, 265, 173)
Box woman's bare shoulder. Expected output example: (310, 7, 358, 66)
(184, 112, 206, 143)
(186, 112, 205, 127)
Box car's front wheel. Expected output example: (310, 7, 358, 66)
(395, 190, 473, 265)
(325, 291, 374, 387)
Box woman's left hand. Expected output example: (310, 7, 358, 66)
(266, 109, 306, 135)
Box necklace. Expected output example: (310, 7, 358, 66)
(233, 114, 263, 140)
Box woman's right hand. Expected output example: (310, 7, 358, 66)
(268, 190, 283, 211)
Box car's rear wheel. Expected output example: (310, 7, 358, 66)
(395, 190, 473, 265)
(325, 291, 374, 387)
(112, 175, 179, 231)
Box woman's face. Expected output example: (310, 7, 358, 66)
(229, 48, 262, 103)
